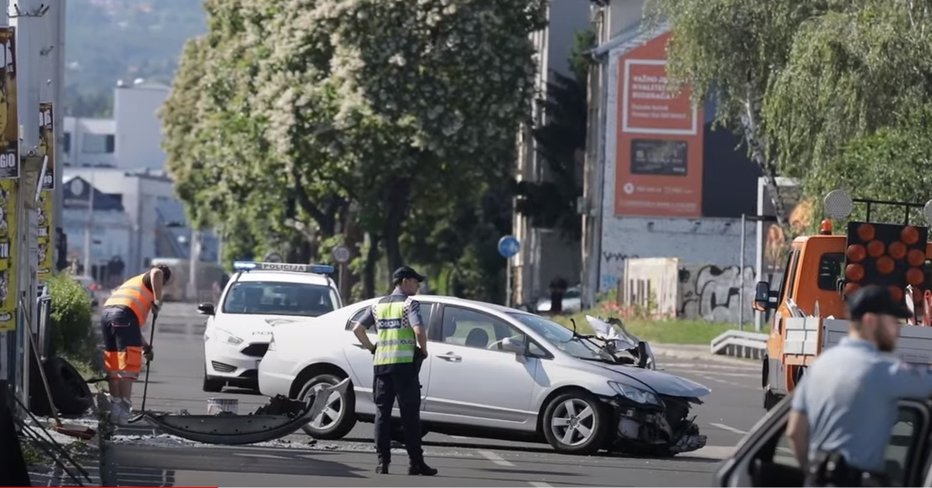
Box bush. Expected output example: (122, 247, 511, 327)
(47, 273, 95, 364)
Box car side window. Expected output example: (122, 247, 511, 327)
(438, 306, 527, 352)
(742, 404, 925, 487)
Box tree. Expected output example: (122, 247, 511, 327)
(645, 0, 838, 233)
(162, 0, 546, 299)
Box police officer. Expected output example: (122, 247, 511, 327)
(352, 266, 437, 476)
(100, 264, 171, 424)
(786, 285, 932, 486)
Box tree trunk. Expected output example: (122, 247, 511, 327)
(362, 233, 380, 299)
(341, 204, 364, 300)
(383, 178, 411, 272)
(741, 90, 792, 239)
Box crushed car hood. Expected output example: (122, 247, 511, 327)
(587, 361, 711, 398)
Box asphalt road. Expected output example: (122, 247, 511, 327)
(105, 302, 765, 487)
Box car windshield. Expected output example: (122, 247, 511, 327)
(222, 281, 338, 317)
(507, 312, 610, 361)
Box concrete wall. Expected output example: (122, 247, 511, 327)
(608, 0, 647, 39)
(114, 81, 170, 170)
(621, 256, 758, 324)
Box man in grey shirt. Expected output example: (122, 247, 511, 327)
(787, 285, 932, 486)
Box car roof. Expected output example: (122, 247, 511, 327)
(231, 270, 334, 287)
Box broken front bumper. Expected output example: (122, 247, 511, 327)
(135, 378, 349, 445)
(601, 394, 707, 455)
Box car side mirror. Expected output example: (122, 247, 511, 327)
(501, 336, 526, 355)
(197, 303, 215, 316)
(753, 281, 777, 311)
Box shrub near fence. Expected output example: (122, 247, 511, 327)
(46, 273, 95, 365)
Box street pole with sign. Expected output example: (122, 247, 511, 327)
(332, 245, 350, 297)
(498, 235, 520, 308)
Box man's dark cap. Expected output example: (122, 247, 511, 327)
(393, 266, 425, 283)
(847, 285, 911, 320)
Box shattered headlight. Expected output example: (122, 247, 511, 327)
(215, 328, 244, 346)
(608, 381, 660, 406)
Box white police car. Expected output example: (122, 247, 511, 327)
(199, 261, 343, 392)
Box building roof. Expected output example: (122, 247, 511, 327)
(592, 21, 671, 60)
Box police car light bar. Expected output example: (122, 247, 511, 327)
(233, 261, 335, 275)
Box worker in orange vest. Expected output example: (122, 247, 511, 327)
(99, 264, 171, 424)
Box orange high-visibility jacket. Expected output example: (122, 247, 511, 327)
(103, 273, 155, 325)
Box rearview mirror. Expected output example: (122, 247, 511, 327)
(753, 281, 776, 311)
(197, 303, 215, 316)
(501, 337, 526, 355)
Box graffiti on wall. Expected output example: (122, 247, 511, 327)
(678, 265, 756, 323)
(599, 252, 640, 292)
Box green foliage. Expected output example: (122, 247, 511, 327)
(162, 0, 547, 299)
(47, 273, 94, 363)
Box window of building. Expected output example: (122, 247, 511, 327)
(82, 133, 115, 154)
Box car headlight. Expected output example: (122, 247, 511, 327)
(215, 328, 244, 346)
(608, 381, 660, 405)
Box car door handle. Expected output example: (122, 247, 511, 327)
(436, 352, 462, 362)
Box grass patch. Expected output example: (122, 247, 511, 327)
(551, 311, 770, 345)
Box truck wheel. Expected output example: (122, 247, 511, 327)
(299, 373, 356, 440)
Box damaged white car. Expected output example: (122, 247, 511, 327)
(258, 296, 710, 456)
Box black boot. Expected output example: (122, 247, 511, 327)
(409, 461, 437, 476)
(376, 455, 389, 474)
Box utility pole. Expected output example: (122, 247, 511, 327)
(83, 170, 94, 278)
(186, 228, 198, 301)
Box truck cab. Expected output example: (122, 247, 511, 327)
(754, 190, 932, 409)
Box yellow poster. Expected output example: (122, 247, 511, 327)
(0, 27, 16, 180)
(0, 179, 16, 330)
(39, 102, 53, 189)
(37, 103, 54, 283)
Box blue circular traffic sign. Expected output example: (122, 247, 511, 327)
(498, 235, 520, 258)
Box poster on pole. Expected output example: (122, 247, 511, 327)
(39, 103, 54, 189)
(0, 179, 16, 330)
(0, 27, 17, 180)
(37, 103, 55, 283)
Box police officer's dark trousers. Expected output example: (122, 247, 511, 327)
(373, 362, 423, 466)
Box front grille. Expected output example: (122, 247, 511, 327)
(211, 361, 236, 373)
(240, 343, 269, 357)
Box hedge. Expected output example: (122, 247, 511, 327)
(46, 273, 95, 365)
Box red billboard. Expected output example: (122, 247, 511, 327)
(615, 31, 704, 217)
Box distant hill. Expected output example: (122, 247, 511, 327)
(64, 0, 206, 117)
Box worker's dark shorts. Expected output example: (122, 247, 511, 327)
(100, 307, 143, 378)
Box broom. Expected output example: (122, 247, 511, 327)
(22, 297, 96, 440)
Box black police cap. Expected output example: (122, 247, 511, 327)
(393, 266, 425, 283)
(847, 284, 911, 320)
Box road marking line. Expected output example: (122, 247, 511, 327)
(233, 452, 287, 459)
(479, 449, 514, 466)
(690, 445, 737, 459)
(529, 482, 553, 487)
(710, 422, 747, 435)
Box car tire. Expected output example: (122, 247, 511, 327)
(542, 390, 609, 455)
(299, 373, 356, 440)
(202, 368, 224, 393)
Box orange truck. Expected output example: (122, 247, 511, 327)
(753, 190, 932, 410)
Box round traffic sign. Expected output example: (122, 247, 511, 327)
(332, 245, 351, 264)
(497, 235, 520, 258)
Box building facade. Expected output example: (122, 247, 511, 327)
(511, 0, 591, 309)
(582, 0, 762, 309)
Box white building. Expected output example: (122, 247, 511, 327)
(581, 0, 762, 311)
(61, 117, 116, 167)
(61, 175, 133, 284)
(512, 0, 591, 308)
(114, 80, 170, 170)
